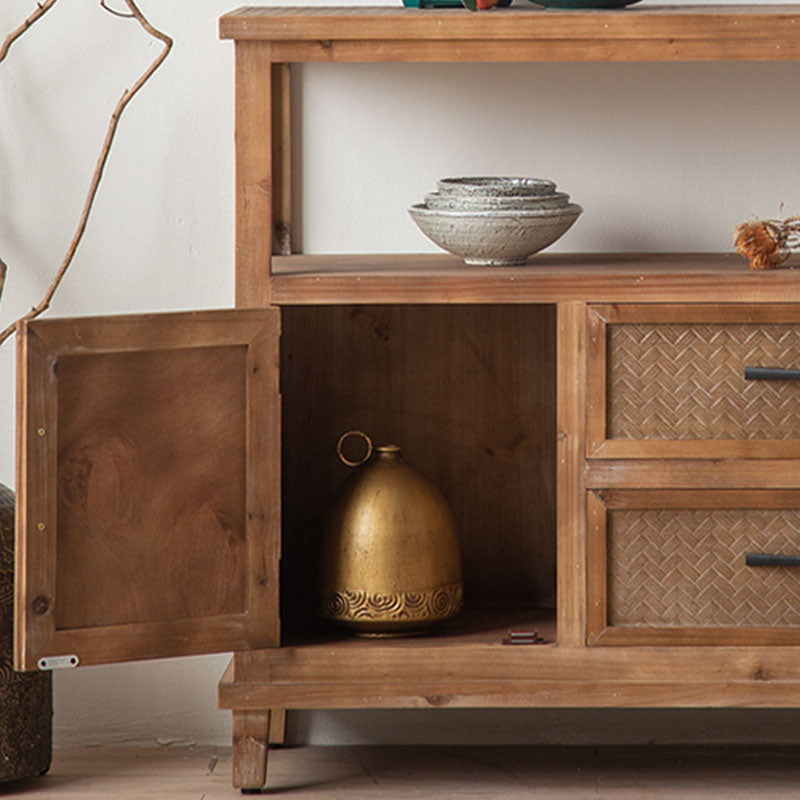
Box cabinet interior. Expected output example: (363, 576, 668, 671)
(279, 303, 557, 644)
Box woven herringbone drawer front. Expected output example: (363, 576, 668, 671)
(608, 323, 800, 439)
(608, 508, 800, 628)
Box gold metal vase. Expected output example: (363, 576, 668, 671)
(320, 431, 463, 637)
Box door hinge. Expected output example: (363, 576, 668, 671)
(38, 655, 79, 670)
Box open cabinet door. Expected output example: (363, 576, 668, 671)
(14, 308, 280, 670)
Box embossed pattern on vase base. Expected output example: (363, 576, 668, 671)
(321, 582, 464, 636)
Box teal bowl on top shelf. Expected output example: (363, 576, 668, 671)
(458, 0, 642, 8)
(525, 0, 643, 8)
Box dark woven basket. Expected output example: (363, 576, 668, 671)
(0, 483, 52, 782)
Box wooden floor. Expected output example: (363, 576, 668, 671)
(5, 744, 800, 798)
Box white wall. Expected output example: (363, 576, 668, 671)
(3, 0, 800, 749)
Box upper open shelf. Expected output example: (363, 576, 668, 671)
(220, 5, 800, 63)
(269, 252, 800, 304)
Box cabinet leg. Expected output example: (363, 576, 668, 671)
(232, 710, 270, 792)
(269, 708, 287, 745)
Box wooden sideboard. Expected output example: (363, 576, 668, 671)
(15, 5, 800, 793)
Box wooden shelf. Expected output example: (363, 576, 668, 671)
(270, 252, 800, 304)
(220, 5, 800, 63)
(280, 607, 557, 650)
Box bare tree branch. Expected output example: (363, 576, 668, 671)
(0, 0, 173, 346)
(0, 258, 7, 308)
(99, 0, 135, 18)
(0, 0, 59, 64)
(0, 0, 59, 330)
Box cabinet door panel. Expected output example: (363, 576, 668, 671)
(15, 309, 280, 670)
(587, 304, 800, 459)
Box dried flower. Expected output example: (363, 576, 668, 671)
(734, 215, 800, 270)
(735, 220, 787, 269)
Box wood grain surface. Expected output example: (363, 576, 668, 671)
(15, 310, 282, 669)
(279, 304, 557, 629)
(220, 6, 800, 64)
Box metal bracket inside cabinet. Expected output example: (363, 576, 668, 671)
(502, 630, 545, 645)
(37, 655, 79, 670)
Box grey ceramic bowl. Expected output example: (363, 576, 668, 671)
(424, 191, 570, 212)
(408, 203, 582, 266)
(437, 177, 557, 198)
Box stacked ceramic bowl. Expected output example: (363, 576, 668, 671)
(409, 177, 582, 266)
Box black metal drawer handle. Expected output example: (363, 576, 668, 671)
(745, 552, 800, 567)
(744, 366, 800, 380)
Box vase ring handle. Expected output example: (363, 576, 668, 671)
(337, 430, 374, 467)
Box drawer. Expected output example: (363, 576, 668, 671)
(587, 490, 800, 646)
(587, 304, 800, 459)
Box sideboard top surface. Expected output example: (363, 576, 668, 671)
(220, 5, 800, 62)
